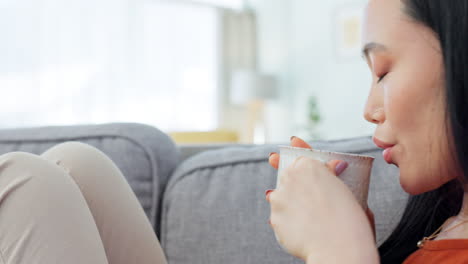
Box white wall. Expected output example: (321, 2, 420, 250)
(247, 0, 375, 141)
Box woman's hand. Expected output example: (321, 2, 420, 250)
(269, 137, 377, 239)
(267, 137, 379, 263)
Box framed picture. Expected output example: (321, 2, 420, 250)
(333, 4, 366, 60)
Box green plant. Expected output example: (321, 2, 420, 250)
(307, 96, 321, 124)
(302, 95, 322, 140)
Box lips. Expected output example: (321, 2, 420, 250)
(382, 147, 394, 164)
(373, 137, 395, 149)
(373, 137, 396, 164)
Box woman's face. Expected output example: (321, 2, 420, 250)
(362, 0, 458, 195)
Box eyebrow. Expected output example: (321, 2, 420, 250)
(361, 42, 387, 60)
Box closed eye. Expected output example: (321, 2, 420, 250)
(377, 73, 388, 83)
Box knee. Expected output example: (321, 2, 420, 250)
(0, 152, 68, 187)
(45, 142, 101, 157)
(0, 152, 50, 173)
(41, 142, 117, 174)
(43, 142, 106, 162)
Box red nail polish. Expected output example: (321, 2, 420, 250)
(269, 152, 275, 157)
(265, 189, 274, 201)
(335, 161, 349, 175)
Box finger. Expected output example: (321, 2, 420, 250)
(326, 159, 349, 176)
(268, 152, 279, 170)
(278, 169, 289, 187)
(268, 189, 283, 211)
(269, 137, 311, 170)
(265, 189, 274, 202)
(290, 156, 320, 170)
(290, 136, 313, 149)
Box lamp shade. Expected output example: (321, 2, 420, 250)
(230, 70, 278, 105)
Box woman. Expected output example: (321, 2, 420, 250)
(3, 0, 464, 263)
(268, 0, 468, 263)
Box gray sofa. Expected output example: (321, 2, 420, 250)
(0, 123, 409, 264)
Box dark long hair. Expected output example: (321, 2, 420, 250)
(379, 1, 468, 263)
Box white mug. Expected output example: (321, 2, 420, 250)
(277, 146, 375, 208)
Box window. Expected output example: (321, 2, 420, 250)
(191, 0, 244, 9)
(0, 0, 222, 131)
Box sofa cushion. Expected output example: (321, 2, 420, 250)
(161, 136, 407, 264)
(0, 123, 179, 234)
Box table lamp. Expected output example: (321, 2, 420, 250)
(230, 70, 278, 143)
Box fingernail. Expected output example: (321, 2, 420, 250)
(265, 189, 274, 201)
(290, 136, 297, 142)
(268, 219, 272, 226)
(269, 152, 275, 157)
(335, 161, 349, 175)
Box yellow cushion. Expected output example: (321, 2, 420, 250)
(169, 130, 239, 144)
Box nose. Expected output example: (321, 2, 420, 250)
(363, 87, 385, 124)
(364, 106, 384, 124)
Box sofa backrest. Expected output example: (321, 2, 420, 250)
(162, 136, 408, 264)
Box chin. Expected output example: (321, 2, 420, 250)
(400, 181, 426, 195)
(399, 169, 444, 195)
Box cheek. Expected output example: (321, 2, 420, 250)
(397, 107, 455, 195)
(384, 68, 455, 194)
(384, 72, 430, 132)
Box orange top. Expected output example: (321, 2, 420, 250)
(404, 240, 468, 264)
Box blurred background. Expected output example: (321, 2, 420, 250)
(1, 0, 374, 144)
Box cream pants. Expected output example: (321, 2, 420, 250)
(0, 142, 167, 264)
